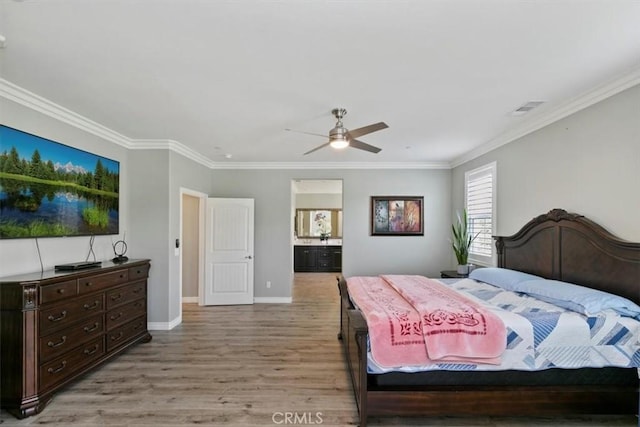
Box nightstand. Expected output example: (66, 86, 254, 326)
(440, 270, 468, 278)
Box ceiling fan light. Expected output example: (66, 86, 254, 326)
(330, 137, 349, 149)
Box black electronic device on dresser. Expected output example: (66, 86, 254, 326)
(0, 259, 152, 419)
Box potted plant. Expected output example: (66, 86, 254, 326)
(451, 209, 479, 274)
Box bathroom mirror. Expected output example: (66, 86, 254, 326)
(295, 209, 342, 238)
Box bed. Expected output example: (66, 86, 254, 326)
(337, 209, 640, 426)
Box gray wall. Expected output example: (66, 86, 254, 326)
(209, 169, 294, 299)
(0, 97, 130, 276)
(167, 152, 211, 319)
(342, 169, 452, 277)
(127, 150, 211, 325)
(295, 193, 342, 209)
(4, 83, 636, 327)
(209, 168, 452, 299)
(127, 150, 171, 325)
(452, 84, 640, 248)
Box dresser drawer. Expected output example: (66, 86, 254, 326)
(39, 314, 104, 363)
(0, 259, 151, 419)
(78, 269, 128, 295)
(128, 264, 150, 281)
(106, 298, 146, 330)
(39, 337, 105, 391)
(40, 279, 78, 305)
(106, 281, 146, 310)
(106, 315, 147, 352)
(39, 294, 104, 335)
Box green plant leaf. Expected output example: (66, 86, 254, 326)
(450, 208, 479, 265)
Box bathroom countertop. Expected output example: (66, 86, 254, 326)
(294, 240, 342, 246)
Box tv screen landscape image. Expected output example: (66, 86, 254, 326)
(0, 125, 120, 239)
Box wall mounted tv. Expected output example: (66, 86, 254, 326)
(0, 125, 120, 239)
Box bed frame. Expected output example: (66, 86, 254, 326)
(338, 209, 640, 426)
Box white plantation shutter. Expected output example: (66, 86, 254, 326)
(465, 162, 496, 265)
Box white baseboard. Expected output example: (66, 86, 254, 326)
(182, 296, 198, 303)
(148, 315, 182, 331)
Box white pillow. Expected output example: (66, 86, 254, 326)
(513, 279, 640, 318)
(469, 267, 542, 291)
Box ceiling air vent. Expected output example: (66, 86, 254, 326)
(511, 101, 545, 116)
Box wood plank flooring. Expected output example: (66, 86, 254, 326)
(1, 273, 637, 426)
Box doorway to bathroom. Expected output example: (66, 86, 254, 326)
(291, 179, 343, 273)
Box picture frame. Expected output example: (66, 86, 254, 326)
(370, 196, 424, 236)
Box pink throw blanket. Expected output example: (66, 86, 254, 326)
(346, 276, 429, 367)
(347, 275, 506, 368)
(382, 275, 506, 363)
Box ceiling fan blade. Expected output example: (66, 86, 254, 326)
(285, 128, 328, 139)
(347, 122, 388, 139)
(349, 139, 381, 154)
(304, 141, 331, 155)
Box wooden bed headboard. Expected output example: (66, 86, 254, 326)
(495, 209, 640, 304)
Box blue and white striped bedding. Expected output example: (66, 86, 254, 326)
(367, 278, 640, 374)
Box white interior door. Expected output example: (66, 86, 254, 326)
(204, 198, 254, 305)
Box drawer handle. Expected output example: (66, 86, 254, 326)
(84, 281, 93, 287)
(110, 312, 123, 321)
(48, 311, 67, 322)
(84, 344, 99, 355)
(136, 269, 142, 274)
(110, 293, 123, 301)
(134, 302, 143, 308)
(47, 336, 67, 348)
(47, 361, 67, 374)
(57, 288, 65, 294)
(132, 287, 142, 294)
(110, 331, 124, 341)
(83, 301, 100, 310)
(84, 322, 100, 333)
(119, 274, 125, 279)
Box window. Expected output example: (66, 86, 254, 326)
(464, 162, 496, 265)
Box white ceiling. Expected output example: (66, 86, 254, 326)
(1, 0, 639, 168)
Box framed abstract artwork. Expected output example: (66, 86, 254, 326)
(370, 196, 423, 236)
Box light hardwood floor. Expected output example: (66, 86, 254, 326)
(1, 273, 637, 426)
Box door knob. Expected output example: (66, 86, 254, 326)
(245, 255, 253, 259)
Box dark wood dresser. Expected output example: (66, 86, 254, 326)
(0, 259, 152, 419)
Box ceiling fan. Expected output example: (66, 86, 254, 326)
(287, 108, 388, 155)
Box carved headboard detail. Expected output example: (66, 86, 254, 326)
(494, 208, 640, 304)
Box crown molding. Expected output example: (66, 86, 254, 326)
(1, 79, 447, 170)
(0, 78, 216, 169)
(449, 67, 640, 168)
(5, 69, 637, 173)
(129, 139, 215, 168)
(0, 78, 132, 148)
(209, 161, 450, 170)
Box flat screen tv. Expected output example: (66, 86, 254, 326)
(0, 125, 120, 239)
